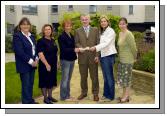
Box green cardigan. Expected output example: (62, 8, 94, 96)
(118, 30, 137, 64)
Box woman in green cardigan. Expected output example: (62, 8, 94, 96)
(117, 17, 137, 103)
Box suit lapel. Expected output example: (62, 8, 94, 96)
(87, 26, 92, 39)
(81, 27, 88, 39)
(20, 32, 35, 47)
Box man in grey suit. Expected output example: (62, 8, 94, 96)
(75, 14, 99, 101)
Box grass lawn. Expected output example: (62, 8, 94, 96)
(5, 62, 61, 104)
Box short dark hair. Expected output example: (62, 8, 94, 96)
(119, 17, 128, 24)
(17, 17, 32, 31)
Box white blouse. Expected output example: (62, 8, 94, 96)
(95, 26, 117, 57)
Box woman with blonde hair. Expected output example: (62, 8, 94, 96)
(90, 15, 117, 101)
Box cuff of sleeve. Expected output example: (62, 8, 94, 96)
(35, 56, 39, 61)
(28, 58, 34, 65)
(95, 46, 100, 52)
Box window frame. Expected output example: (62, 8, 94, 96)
(22, 5, 38, 15)
(89, 5, 97, 14)
(129, 5, 134, 15)
(51, 5, 58, 14)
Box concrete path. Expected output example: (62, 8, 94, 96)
(35, 61, 155, 104)
(5, 53, 15, 63)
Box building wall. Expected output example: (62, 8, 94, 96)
(14, 5, 49, 33)
(5, 5, 155, 34)
(120, 5, 145, 23)
(145, 5, 155, 22)
(5, 5, 16, 34)
(5, 6, 16, 25)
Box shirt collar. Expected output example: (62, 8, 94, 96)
(83, 25, 90, 30)
(21, 31, 31, 37)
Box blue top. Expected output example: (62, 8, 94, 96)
(58, 31, 77, 61)
(12, 31, 38, 73)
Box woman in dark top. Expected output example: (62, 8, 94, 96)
(58, 20, 79, 101)
(37, 24, 58, 104)
(13, 17, 39, 104)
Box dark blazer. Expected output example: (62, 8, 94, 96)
(13, 31, 37, 73)
(58, 31, 77, 61)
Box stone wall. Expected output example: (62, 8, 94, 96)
(132, 69, 155, 96)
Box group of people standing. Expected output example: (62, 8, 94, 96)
(12, 14, 137, 104)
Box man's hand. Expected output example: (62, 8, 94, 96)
(94, 57, 99, 63)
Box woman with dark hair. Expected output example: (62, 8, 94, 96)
(13, 17, 39, 104)
(37, 24, 58, 104)
(117, 17, 137, 103)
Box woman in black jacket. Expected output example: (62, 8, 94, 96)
(58, 20, 79, 101)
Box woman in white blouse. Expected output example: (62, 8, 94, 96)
(90, 15, 117, 101)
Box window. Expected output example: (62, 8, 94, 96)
(7, 24, 15, 34)
(68, 5, 73, 11)
(89, 5, 97, 13)
(10, 5, 15, 12)
(129, 5, 133, 15)
(107, 5, 112, 10)
(51, 5, 58, 13)
(22, 5, 37, 15)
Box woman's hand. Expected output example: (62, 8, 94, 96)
(74, 48, 80, 53)
(89, 47, 96, 52)
(46, 64, 51, 72)
(57, 62, 61, 70)
(31, 61, 38, 67)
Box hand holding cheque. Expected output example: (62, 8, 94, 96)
(75, 46, 96, 53)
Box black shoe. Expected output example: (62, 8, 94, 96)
(44, 98, 53, 104)
(48, 97, 58, 102)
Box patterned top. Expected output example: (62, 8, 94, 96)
(117, 30, 137, 64)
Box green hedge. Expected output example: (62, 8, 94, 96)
(57, 12, 121, 40)
(134, 48, 155, 73)
(5, 35, 13, 53)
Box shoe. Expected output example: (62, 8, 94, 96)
(64, 98, 74, 102)
(48, 97, 58, 102)
(100, 96, 111, 102)
(44, 98, 53, 104)
(118, 96, 130, 103)
(77, 94, 87, 100)
(94, 95, 99, 101)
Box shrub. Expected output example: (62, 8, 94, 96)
(134, 48, 155, 73)
(5, 35, 13, 53)
(57, 12, 121, 39)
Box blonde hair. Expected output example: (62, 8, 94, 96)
(99, 15, 110, 34)
(80, 14, 90, 20)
